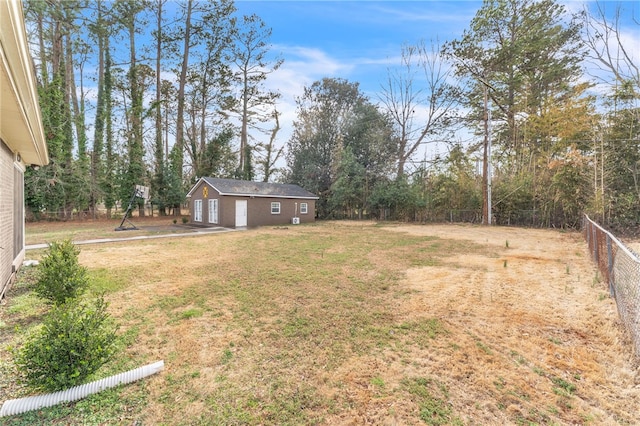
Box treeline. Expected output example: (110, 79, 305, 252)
(24, 0, 281, 219)
(24, 0, 639, 231)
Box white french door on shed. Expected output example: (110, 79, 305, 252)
(208, 199, 218, 224)
(194, 199, 202, 222)
(235, 200, 247, 227)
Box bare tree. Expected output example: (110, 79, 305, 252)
(231, 13, 283, 180)
(583, 1, 640, 91)
(583, 1, 640, 225)
(378, 40, 458, 177)
(256, 107, 284, 182)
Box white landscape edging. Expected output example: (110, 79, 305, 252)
(0, 360, 164, 417)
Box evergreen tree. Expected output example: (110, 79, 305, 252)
(447, 0, 587, 226)
(152, 0, 168, 215)
(115, 0, 149, 215)
(103, 47, 117, 218)
(287, 78, 395, 218)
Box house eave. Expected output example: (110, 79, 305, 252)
(0, 0, 49, 166)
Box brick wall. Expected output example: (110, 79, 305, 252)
(0, 140, 17, 299)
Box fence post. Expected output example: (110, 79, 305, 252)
(592, 227, 598, 262)
(606, 235, 615, 297)
(585, 218, 590, 248)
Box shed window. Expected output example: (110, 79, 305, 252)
(208, 199, 218, 224)
(271, 202, 281, 214)
(194, 199, 202, 222)
(300, 203, 308, 214)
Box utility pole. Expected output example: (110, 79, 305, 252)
(488, 102, 492, 225)
(482, 85, 492, 225)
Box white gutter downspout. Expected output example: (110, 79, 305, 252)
(0, 360, 164, 417)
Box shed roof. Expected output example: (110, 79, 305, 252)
(188, 177, 319, 200)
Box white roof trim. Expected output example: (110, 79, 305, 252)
(0, 0, 48, 166)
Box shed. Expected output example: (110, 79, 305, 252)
(0, 0, 49, 299)
(186, 178, 318, 228)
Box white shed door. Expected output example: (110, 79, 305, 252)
(235, 200, 247, 227)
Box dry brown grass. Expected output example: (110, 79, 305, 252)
(2, 220, 639, 425)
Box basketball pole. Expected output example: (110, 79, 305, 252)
(115, 185, 148, 231)
(115, 188, 139, 231)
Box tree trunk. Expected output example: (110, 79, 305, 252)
(482, 85, 490, 226)
(154, 0, 166, 216)
(175, 0, 193, 183)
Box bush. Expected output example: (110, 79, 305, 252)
(35, 240, 88, 304)
(15, 296, 118, 391)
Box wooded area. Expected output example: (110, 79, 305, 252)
(23, 0, 639, 231)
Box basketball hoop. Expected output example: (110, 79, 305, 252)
(115, 185, 150, 231)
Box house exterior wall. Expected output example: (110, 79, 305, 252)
(0, 140, 24, 299)
(0, 0, 48, 301)
(189, 181, 316, 228)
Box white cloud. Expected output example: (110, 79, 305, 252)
(260, 45, 358, 145)
(368, 4, 476, 25)
(271, 45, 354, 92)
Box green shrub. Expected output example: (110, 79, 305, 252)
(15, 296, 119, 391)
(35, 240, 88, 304)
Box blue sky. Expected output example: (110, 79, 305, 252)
(229, 0, 639, 171)
(232, 0, 639, 96)
(234, 0, 481, 99)
(232, 1, 488, 164)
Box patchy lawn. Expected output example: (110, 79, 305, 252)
(1, 221, 638, 425)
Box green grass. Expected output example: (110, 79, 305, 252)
(551, 376, 577, 396)
(0, 268, 48, 337)
(178, 307, 204, 320)
(371, 376, 385, 388)
(468, 332, 493, 355)
(87, 268, 130, 294)
(1, 382, 149, 425)
(4, 291, 45, 318)
(403, 377, 463, 426)
(510, 350, 528, 366)
(548, 336, 562, 345)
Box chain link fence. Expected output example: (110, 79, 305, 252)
(583, 214, 640, 357)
